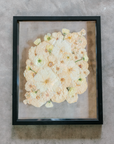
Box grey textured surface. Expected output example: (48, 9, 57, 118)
(0, 0, 114, 144)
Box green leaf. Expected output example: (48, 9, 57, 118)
(75, 58, 82, 63)
(30, 69, 37, 74)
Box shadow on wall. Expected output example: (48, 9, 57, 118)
(87, 21, 97, 119)
(12, 125, 102, 139)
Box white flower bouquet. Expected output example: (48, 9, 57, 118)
(23, 28, 90, 108)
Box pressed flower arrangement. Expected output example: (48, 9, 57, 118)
(23, 28, 90, 108)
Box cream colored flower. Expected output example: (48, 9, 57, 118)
(65, 33, 77, 45)
(26, 59, 39, 72)
(79, 29, 86, 36)
(79, 48, 87, 57)
(76, 81, 87, 94)
(81, 69, 90, 77)
(34, 67, 58, 93)
(75, 36, 87, 49)
(33, 55, 46, 68)
(61, 40, 72, 53)
(52, 63, 62, 75)
(63, 52, 73, 63)
(23, 99, 29, 105)
(83, 55, 89, 62)
(28, 46, 36, 62)
(26, 65, 37, 74)
(76, 61, 88, 70)
(25, 79, 37, 92)
(73, 53, 81, 61)
(35, 41, 49, 57)
(24, 96, 47, 107)
(66, 61, 80, 81)
(51, 39, 72, 58)
(62, 28, 70, 35)
(66, 93, 78, 104)
(71, 43, 77, 50)
(51, 86, 67, 103)
(46, 44, 53, 53)
(49, 38, 56, 45)
(24, 70, 35, 81)
(44, 33, 52, 41)
(45, 101, 53, 108)
(66, 86, 78, 103)
(51, 42, 63, 58)
(52, 32, 63, 40)
(72, 32, 78, 39)
(71, 47, 78, 54)
(68, 87, 77, 97)
(30, 91, 37, 98)
(65, 33, 75, 43)
(34, 38, 41, 45)
(76, 75, 86, 85)
(41, 89, 54, 101)
(52, 61, 67, 75)
(25, 92, 30, 99)
(58, 72, 71, 88)
(47, 54, 57, 68)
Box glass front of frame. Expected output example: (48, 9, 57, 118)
(17, 21, 97, 120)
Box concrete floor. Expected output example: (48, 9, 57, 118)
(0, 0, 114, 144)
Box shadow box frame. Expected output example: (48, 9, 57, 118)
(13, 16, 103, 125)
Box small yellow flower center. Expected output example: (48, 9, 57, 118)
(30, 62, 33, 65)
(36, 96, 40, 100)
(68, 68, 73, 72)
(61, 60, 64, 63)
(61, 78, 65, 82)
(46, 93, 49, 97)
(29, 85, 32, 88)
(72, 51, 75, 54)
(33, 73, 36, 77)
(45, 79, 50, 84)
(84, 71, 86, 74)
(60, 49, 63, 53)
(45, 49, 48, 52)
(68, 36, 71, 40)
(79, 64, 82, 68)
(57, 92, 60, 95)
(56, 67, 60, 71)
(48, 62, 54, 67)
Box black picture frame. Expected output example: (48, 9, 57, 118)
(13, 16, 103, 125)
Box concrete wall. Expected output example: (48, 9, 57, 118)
(0, 0, 113, 143)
